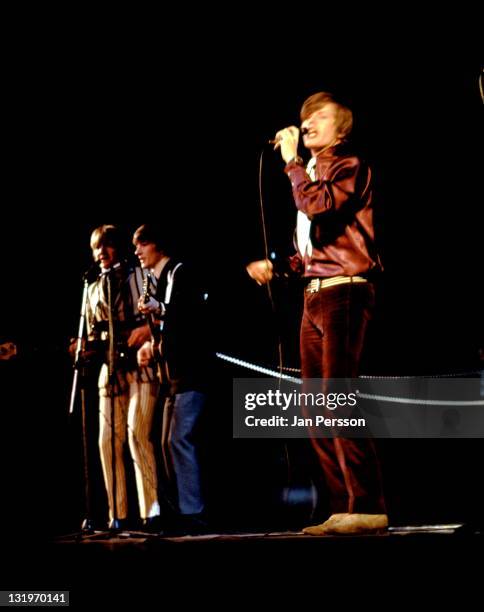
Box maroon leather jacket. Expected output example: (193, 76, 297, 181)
(285, 146, 382, 278)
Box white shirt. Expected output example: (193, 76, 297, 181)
(296, 157, 317, 258)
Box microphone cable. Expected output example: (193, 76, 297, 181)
(257, 146, 284, 383)
(258, 144, 316, 522)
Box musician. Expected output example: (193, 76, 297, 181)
(85, 225, 161, 530)
(134, 223, 211, 534)
(247, 92, 388, 535)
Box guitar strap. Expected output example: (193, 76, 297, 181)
(153, 261, 183, 386)
(160, 262, 183, 332)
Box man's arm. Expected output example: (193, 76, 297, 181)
(285, 157, 367, 218)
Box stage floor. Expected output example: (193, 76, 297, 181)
(4, 527, 482, 606)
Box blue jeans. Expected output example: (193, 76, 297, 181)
(162, 391, 206, 515)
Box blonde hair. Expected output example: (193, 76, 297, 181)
(300, 92, 353, 141)
(90, 225, 122, 252)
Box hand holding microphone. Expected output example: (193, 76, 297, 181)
(269, 126, 308, 144)
(269, 126, 306, 163)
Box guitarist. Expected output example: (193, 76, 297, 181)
(134, 223, 212, 535)
(83, 225, 162, 531)
(140, 265, 167, 386)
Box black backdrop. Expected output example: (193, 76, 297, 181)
(1, 42, 482, 540)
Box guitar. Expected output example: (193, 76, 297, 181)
(0, 342, 17, 361)
(142, 273, 165, 382)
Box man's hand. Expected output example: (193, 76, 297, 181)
(246, 259, 274, 285)
(273, 126, 300, 163)
(137, 341, 153, 368)
(138, 295, 160, 315)
(127, 324, 151, 348)
(69, 337, 85, 358)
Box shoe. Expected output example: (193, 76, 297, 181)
(326, 513, 388, 535)
(302, 513, 350, 535)
(108, 518, 129, 531)
(81, 518, 96, 533)
(304, 513, 388, 536)
(171, 513, 210, 536)
(141, 515, 163, 533)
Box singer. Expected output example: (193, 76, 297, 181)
(247, 92, 387, 535)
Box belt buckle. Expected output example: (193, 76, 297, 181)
(309, 278, 320, 293)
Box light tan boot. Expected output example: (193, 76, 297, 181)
(302, 513, 351, 535)
(324, 513, 388, 535)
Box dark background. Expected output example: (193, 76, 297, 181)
(0, 36, 482, 543)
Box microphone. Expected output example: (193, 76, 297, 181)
(268, 127, 308, 144)
(82, 262, 100, 281)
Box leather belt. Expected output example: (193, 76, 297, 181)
(306, 275, 368, 293)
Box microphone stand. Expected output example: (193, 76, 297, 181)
(69, 272, 95, 532)
(69, 275, 89, 416)
(106, 268, 121, 530)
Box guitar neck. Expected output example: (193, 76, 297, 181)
(146, 312, 159, 337)
(142, 273, 160, 339)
